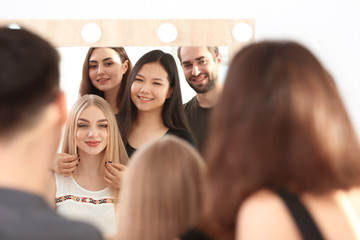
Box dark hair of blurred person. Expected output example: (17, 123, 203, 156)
(0, 26, 103, 240)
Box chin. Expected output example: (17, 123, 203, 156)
(78, 147, 106, 155)
(96, 86, 110, 92)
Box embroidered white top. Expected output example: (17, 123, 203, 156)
(55, 173, 116, 237)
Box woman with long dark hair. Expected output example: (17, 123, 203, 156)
(117, 49, 194, 157)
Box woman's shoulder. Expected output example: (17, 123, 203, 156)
(167, 128, 195, 146)
(238, 190, 287, 223)
(242, 189, 283, 206)
(236, 189, 302, 240)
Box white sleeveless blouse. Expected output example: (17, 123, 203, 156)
(55, 173, 116, 237)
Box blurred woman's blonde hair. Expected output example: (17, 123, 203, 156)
(117, 135, 206, 240)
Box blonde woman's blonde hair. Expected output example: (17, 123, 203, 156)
(62, 94, 128, 201)
(117, 135, 206, 240)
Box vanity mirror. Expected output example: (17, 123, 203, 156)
(0, 19, 254, 107)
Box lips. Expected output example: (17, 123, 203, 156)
(97, 78, 110, 84)
(138, 96, 152, 102)
(191, 74, 207, 83)
(85, 141, 101, 147)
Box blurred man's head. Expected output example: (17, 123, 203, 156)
(0, 27, 62, 138)
(0, 27, 67, 194)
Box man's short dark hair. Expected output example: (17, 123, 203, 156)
(177, 46, 219, 63)
(0, 27, 60, 135)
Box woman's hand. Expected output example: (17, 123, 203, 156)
(104, 161, 127, 189)
(53, 153, 79, 176)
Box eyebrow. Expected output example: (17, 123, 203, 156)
(78, 118, 108, 123)
(89, 57, 113, 63)
(136, 73, 164, 81)
(182, 56, 207, 65)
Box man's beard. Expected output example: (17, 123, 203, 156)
(188, 72, 218, 94)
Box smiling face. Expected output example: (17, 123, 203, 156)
(88, 48, 128, 93)
(180, 47, 221, 94)
(130, 62, 172, 113)
(76, 105, 108, 155)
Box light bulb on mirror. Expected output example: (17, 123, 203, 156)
(81, 23, 102, 44)
(157, 23, 178, 43)
(8, 23, 21, 30)
(232, 22, 253, 42)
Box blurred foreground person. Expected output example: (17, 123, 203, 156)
(117, 135, 205, 240)
(197, 41, 360, 240)
(0, 27, 102, 240)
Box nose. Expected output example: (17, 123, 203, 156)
(191, 65, 200, 76)
(139, 82, 150, 93)
(97, 65, 105, 75)
(88, 126, 98, 137)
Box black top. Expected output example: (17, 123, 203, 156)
(0, 187, 103, 240)
(182, 192, 325, 240)
(278, 191, 324, 240)
(184, 96, 212, 155)
(125, 128, 195, 158)
(180, 228, 213, 240)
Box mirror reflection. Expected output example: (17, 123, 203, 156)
(58, 46, 229, 111)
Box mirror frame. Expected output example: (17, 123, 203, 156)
(0, 19, 254, 60)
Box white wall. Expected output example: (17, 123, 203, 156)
(1, 0, 359, 136)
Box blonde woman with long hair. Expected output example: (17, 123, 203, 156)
(54, 47, 133, 182)
(49, 94, 128, 239)
(117, 135, 205, 240)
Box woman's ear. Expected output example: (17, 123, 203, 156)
(122, 60, 129, 74)
(167, 87, 174, 99)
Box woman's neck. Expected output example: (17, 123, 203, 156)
(128, 110, 168, 149)
(104, 87, 120, 113)
(135, 109, 165, 130)
(196, 80, 223, 108)
(74, 150, 105, 177)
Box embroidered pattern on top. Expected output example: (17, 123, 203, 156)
(56, 195, 114, 204)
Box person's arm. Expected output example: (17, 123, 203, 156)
(52, 153, 79, 176)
